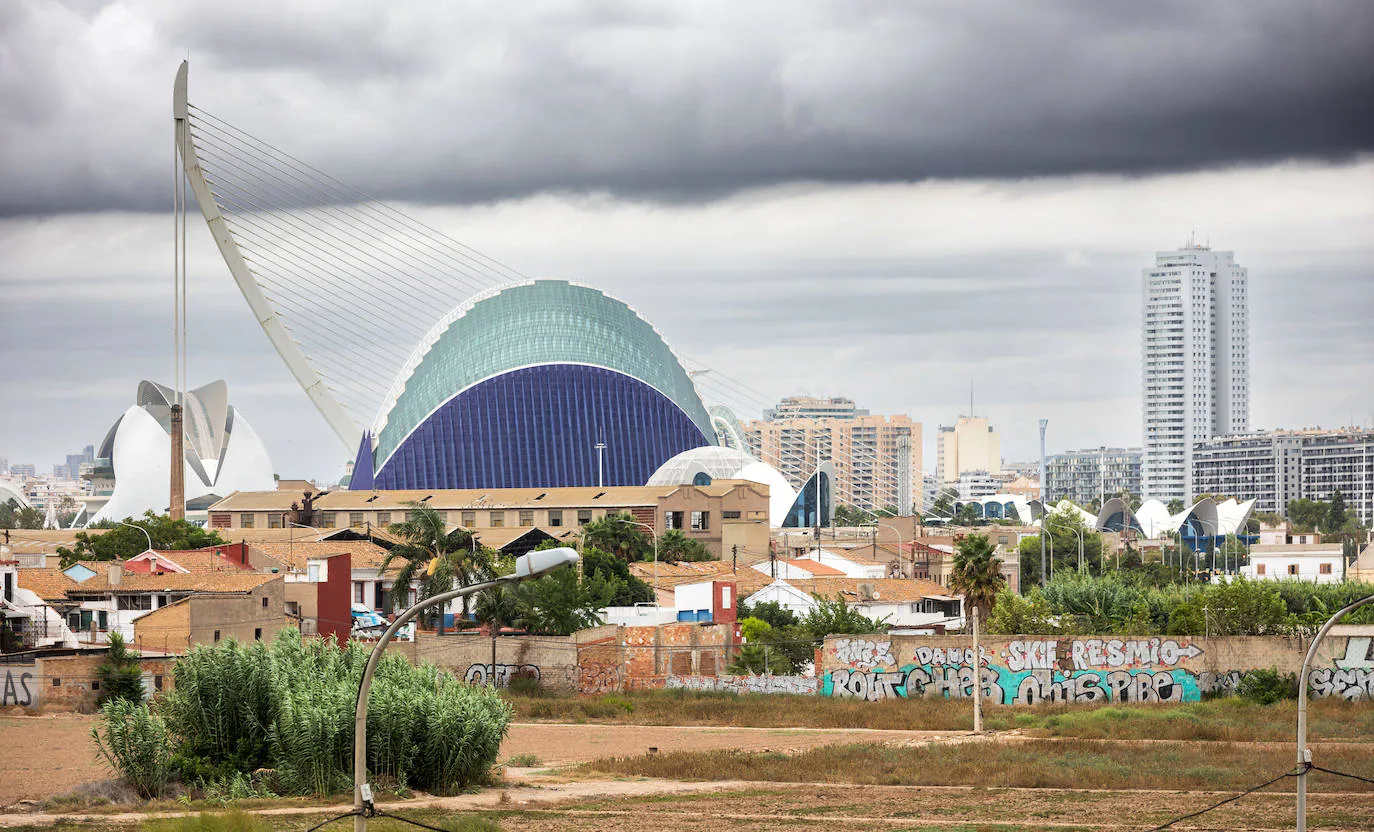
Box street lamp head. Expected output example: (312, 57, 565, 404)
(512, 547, 580, 580)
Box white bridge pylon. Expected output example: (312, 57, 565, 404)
(172, 61, 524, 450)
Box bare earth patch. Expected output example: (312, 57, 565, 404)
(0, 714, 102, 805)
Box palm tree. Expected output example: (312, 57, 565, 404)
(381, 503, 493, 624)
(580, 512, 651, 561)
(949, 533, 1006, 624)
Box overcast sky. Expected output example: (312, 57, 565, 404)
(2, 0, 1372, 481)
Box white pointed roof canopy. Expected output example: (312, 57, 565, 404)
(1086, 496, 1256, 540)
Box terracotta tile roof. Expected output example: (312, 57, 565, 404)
(778, 558, 846, 576)
(16, 568, 80, 602)
(68, 571, 282, 595)
(248, 540, 392, 571)
(2, 529, 109, 555)
(139, 551, 251, 573)
(629, 560, 773, 595)
(775, 577, 954, 604)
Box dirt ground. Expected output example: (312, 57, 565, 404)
(0, 714, 952, 805)
(6, 713, 1373, 830)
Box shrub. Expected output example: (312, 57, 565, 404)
(507, 676, 542, 697)
(91, 699, 174, 798)
(1237, 669, 1298, 705)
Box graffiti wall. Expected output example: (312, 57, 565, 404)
(666, 674, 818, 695)
(1, 661, 39, 709)
(821, 633, 1374, 704)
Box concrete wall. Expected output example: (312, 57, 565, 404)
(393, 631, 582, 691)
(820, 630, 1374, 703)
(189, 580, 286, 645)
(2, 654, 177, 713)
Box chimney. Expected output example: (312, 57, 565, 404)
(108, 563, 122, 587)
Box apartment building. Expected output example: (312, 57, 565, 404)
(1192, 428, 1373, 524)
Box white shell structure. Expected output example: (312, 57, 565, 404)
(647, 446, 798, 527)
(89, 381, 275, 524)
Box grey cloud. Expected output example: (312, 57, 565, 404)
(2, 0, 1372, 216)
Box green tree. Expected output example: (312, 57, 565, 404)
(738, 599, 797, 629)
(1325, 491, 1349, 533)
(1287, 498, 1326, 533)
(931, 487, 958, 518)
(0, 498, 44, 530)
(578, 544, 655, 605)
(95, 632, 145, 706)
(382, 503, 494, 620)
(580, 512, 652, 561)
(802, 595, 887, 637)
(1166, 499, 1185, 515)
(985, 588, 1056, 635)
(948, 533, 1007, 623)
(514, 567, 621, 635)
(58, 512, 226, 566)
(656, 529, 712, 562)
(473, 583, 522, 630)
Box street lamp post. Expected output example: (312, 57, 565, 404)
(118, 521, 154, 554)
(1046, 519, 1085, 573)
(352, 548, 579, 832)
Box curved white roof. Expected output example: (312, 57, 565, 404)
(0, 480, 28, 509)
(647, 447, 797, 527)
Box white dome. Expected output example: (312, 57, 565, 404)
(647, 447, 797, 527)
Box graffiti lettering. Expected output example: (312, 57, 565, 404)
(577, 662, 621, 695)
(1069, 638, 1202, 670)
(1309, 668, 1374, 701)
(829, 668, 906, 701)
(464, 663, 540, 687)
(1, 668, 35, 708)
(912, 646, 988, 667)
(833, 638, 895, 669)
(1005, 640, 1057, 672)
(1335, 637, 1374, 670)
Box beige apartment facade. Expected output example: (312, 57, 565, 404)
(743, 414, 922, 514)
(936, 415, 1002, 483)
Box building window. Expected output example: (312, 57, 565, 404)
(664, 511, 684, 530)
(1256, 563, 1266, 576)
(548, 510, 563, 527)
(519, 509, 534, 527)
(154, 675, 163, 691)
(210, 513, 231, 528)
(307, 563, 320, 582)
(354, 583, 365, 603)
(254, 628, 263, 641)
(117, 595, 153, 611)
(320, 512, 337, 528)
(350, 512, 365, 528)
(213, 630, 221, 642)
(722, 510, 741, 520)
(262, 596, 270, 608)
(268, 514, 284, 529)
(461, 511, 476, 527)
(577, 509, 592, 525)
(690, 511, 709, 531)
(241, 513, 256, 529)
(489, 511, 505, 527)
(52, 678, 61, 687)
(376, 511, 391, 526)
(1288, 564, 1299, 575)
(1320, 563, 1333, 575)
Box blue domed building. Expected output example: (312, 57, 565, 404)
(350, 280, 716, 490)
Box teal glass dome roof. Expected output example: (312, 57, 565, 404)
(372, 279, 716, 468)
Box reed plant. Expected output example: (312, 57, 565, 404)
(92, 698, 175, 798)
(94, 628, 510, 798)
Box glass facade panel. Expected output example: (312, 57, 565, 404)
(373, 364, 711, 489)
(375, 280, 715, 469)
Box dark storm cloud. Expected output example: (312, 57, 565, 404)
(1, 0, 1371, 216)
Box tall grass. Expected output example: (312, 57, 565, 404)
(95, 629, 510, 798)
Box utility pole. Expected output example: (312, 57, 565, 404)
(1039, 419, 1048, 587)
(731, 544, 738, 574)
(972, 605, 983, 733)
